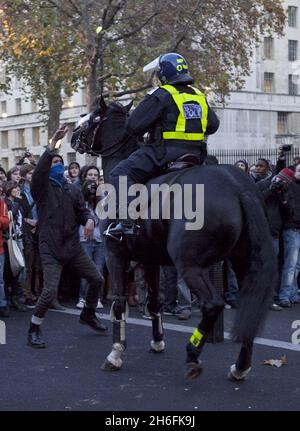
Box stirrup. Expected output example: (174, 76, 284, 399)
(103, 223, 124, 242)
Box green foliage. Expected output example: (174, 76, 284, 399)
(0, 0, 286, 130)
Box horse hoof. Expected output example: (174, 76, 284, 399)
(101, 359, 122, 372)
(150, 340, 165, 353)
(227, 364, 251, 381)
(185, 361, 203, 380)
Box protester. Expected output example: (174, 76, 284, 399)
(3, 181, 26, 312)
(68, 162, 80, 184)
(19, 164, 41, 307)
(76, 179, 106, 310)
(278, 164, 300, 307)
(27, 124, 107, 349)
(0, 197, 9, 317)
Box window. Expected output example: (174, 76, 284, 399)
(288, 40, 298, 61)
(263, 72, 275, 93)
(264, 37, 274, 59)
(1, 158, 8, 171)
(31, 99, 38, 112)
(1, 100, 7, 117)
(67, 152, 76, 164)
(278, 112, 289, 134)
(32, 127, 40, 146)
(289, 74, 298, 95)
(288, 6, 298, 27)
(1, 131, 8, 149)
(17, 129, 25, 147)
(15, 98, 22, 115)
(82, 87, 87, 105)
(0, 63, 5, 85)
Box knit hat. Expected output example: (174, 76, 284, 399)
(20, 163, 34, 178)
(234, 159, 249, 171)
(276, 168, 294, 184)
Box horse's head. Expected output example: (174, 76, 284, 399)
(71, 95, 133, 157)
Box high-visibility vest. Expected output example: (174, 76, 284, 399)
(160, 84, 208, 141)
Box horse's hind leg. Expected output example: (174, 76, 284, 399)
(178, 266, 224, 379)
(228, 340, 253, 381)
(143, 265, 165, 353)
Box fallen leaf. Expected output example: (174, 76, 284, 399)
(262, 355, 288, 367)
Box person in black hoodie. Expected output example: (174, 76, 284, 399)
(278, 164, 300, 307)
(252, 160, 293, 310)
(27, 124, 107, 348)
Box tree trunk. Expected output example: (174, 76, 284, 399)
(46, 83, 63, 139)
(86, 63, 100, 165)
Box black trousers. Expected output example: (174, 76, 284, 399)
(33, 247, 103, 319)
(109, 142, 206, 220)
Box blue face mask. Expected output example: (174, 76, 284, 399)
(49, 164, 65, 187)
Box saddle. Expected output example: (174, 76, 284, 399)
(165, 153, 200, 173)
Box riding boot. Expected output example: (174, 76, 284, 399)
(79, 306, 108, 333)
(27, 323, 46, 348)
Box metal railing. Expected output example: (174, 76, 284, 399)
(210, 147, 300, 167)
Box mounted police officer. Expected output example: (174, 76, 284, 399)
(107, 52, 220, 237)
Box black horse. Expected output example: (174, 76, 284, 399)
(72, 98, 277, 380)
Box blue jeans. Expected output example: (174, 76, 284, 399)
(279, 230, 300, 303)
(224, 259, 239, 302)
(79, 241, 106, 300)
(0, 253, 7, 307)
(160, 266, 191, 311)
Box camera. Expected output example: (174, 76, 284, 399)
(282, 144, 292, 152)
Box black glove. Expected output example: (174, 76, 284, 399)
(269, 180, 284, 191)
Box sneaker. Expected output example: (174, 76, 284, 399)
(269, 303, 282, 311)
(279, 300, 292, 308)
(11, 296, 27, 312)
(0, 306, 10, 317)
(49, 299, 65, 311)
(25, 299, 36, 308)
(163, 307, 180, 316)
(178, 309, 191, 320)
(76, 298, 85, 309)
(96, 299, 104, 309)
(225, 300, 237, 309)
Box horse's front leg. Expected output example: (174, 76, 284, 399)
(101, 295, 128, 371)
(144, 265, 165, 353)
(101, 242, 129, 371)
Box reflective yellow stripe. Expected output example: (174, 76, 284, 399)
(163, 131, 204, 140)
(189, 328, 204, 347)
(161, 84, 208, 141)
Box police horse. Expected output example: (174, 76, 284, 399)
(71, 98, 277, 380)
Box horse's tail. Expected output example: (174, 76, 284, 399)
(231, 191, 277, 343)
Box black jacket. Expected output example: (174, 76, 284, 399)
(256, 176, 285, 238)
(31, 148, 93, 261)
(282, 180, 300, 230)
(127, 84, 219, 143)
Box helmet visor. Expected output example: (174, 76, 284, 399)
(143, 56, 160, 75)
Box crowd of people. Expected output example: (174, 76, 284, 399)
(0, 145, 300, 327)
(0, 149, 108, 323)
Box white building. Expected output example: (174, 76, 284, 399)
(209, 1, 300, 150)
(0, 78, 89, 170)
(1, 1, 300, 169)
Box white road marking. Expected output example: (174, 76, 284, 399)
(51, 308, 300, 352)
